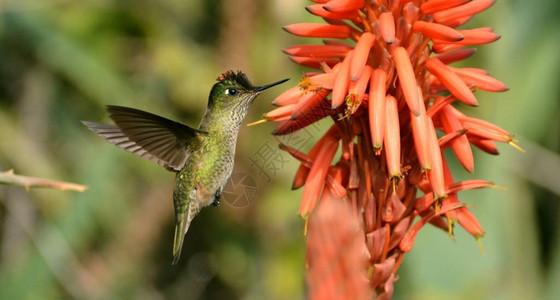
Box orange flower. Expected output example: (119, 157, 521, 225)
(378, 12, 396, 44)
(283, 23, 352, 39)
(384, 95, 401, 179)
(351, 32, 375, 80)
(265, 0, 516, 298)
(412, 21, 464, 42)
(368, 68, 387, 153)
(300, 134, 340, 218)
(392, 47, 422, 116)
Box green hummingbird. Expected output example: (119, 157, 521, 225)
(83, 71, 288, 264)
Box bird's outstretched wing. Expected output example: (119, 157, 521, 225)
(83, 105, 206, 171)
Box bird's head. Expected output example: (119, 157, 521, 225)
(207, 70, 288, 111)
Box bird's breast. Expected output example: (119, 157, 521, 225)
(186, 138, 236, 203)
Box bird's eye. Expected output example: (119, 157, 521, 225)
(225, 88, 237, 96)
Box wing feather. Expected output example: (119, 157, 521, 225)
(82, 105, 206, 171)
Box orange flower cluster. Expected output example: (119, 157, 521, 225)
(265, 0, 518, 298)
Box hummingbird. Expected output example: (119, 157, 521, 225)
(83, 71, 288, 264)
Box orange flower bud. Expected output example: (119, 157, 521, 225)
(289, 56, 339, 69)
(410, 88, 432, 171)
(392, 47, 421, 116)
(426, 118, 446, 198)
(368, 68, 388, 153)
(384, 95, 401, 178)
(323, 0, 365, 12)
(434, 48, 477, 64)
(451, 66, 509, 92)
(433, 0, 497, 24)
(306, 4, 360, 19)
(433, 28, 500, 45)
(379, 12, 396, 44)
(413, 21, 464, 42)
(420, 0, 470, 15)
(300, 137, 339, 217)
(440, 104, 475, 172)
(426, 57, 479, 106)
(332, 51, 354, 108)
(283, 23, 352, 39)
(350, 32, 375, 81)
(283, 44, 351, 59)
(272, 85, 303, 106)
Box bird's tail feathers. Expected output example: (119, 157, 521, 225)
(172, 201, 199, 265)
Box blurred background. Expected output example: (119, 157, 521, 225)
(0, 0, 559, 299)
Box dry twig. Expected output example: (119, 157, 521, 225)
(0, 169, 87, 192)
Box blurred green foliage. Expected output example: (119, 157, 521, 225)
(0, 0, 559, 299)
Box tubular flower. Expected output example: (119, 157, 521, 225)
(268, 0, 517, 298)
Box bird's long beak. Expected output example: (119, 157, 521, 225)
(254, 78, 290, 92)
